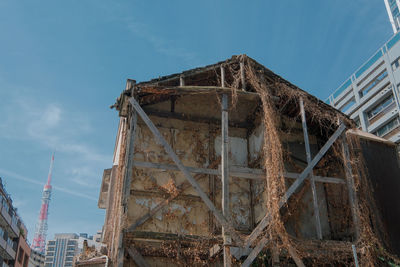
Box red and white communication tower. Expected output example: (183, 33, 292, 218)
(31, 153, 55, 253)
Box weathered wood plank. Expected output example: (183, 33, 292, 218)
(221, 65, 225, 87)
(244, 123, 346, 249)
(126, 230, 222, 242)
(240, 61, 246, 90)
(133, 161, 218, 175)
(300, 97, 322, 239)
(342, 135, 360, 240)
(122, 111, 138, 211)
(352, 244, 359, 267)
(241, 236, 270, 267)
(126, 246, 150, 267)
(287, 245, 305, 267)
(222, 94, 231, 267)
(133, 160, 345, 184)
(129, 97, 242, 245)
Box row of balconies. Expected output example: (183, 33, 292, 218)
(0, 231, 16, 261)
(0, 197, 21, 239)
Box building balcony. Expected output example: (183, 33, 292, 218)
(5, 244, 15, 260)
(384, 125, 400, 140)
(368, 102, 397, 125)
(0, 207, 11, 228)
(0, 235, 11, 261)
(10, 220, 18, 238)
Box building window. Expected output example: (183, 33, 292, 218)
(7, 238, 13, 248)
(48, 241, 55, 245)
(359, 70, 388, 97)
(340, 98, 356, 113)
(392, 57, 400, 71)
(393, 7, 400, 17)
(17, 247, 24, 263)
(2, 199, 9, 213)
(374, 117, 400, 137)
(67, 240, 76, 245)
(23, 254, 29, 267)
(354, 117, 361, 129)
(366, 95, 395, 124)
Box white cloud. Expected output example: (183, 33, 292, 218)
(0, 90, 111, 191)
(0, 168, 98, 201)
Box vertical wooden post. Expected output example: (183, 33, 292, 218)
(299, 98, 322, 240)
(342, 134, 360, 240)
(180, 75, 185, 86)
(122, 112, 137, 211)
(117, 80, 137, 267)
(222, 94, 231, 267)
(221, 65, 225, 87)
(240, 61, 246, 91)
(352, 244, 359, 267)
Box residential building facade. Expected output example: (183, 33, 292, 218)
(385, 0, 400, 33)
(327, 31, 400, 144)
(44, 233, 104, 267)
(44, 234, 78, 267)
(0, 177, 28, 267)
(28, 250, 44, 267)
(15, 236, 30, 267)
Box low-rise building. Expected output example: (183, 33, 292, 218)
(44, 233, 78, 267)
(28, 250, 45, 267)
(44, 233, 105, 267)
(0, 177, 29, 267)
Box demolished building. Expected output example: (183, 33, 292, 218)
(99, 55, 400, 266)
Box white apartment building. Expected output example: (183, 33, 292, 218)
(44, 234, 78, 267)
(384, 0, 400, 33)
(327, 29, 400, 144)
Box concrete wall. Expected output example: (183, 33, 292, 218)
(103, 103, 353, 265)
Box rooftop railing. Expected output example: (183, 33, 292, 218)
(328, 30, 400, 104)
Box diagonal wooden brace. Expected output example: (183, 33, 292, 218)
(241, 123, 346, 265)
(126, 246, 150, 267)
(129, 97, 242, 245)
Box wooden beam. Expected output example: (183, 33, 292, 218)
(287, 245, 305, 267)
(133, 160, 218, 175)
(143, 108, 251, 129)
(129, 97, 242, 245)
(300, 97, 322, 239)
(222, 94, 231, 267)
(129, 189, 202, 202)
(117, 82, 137, 267)
(342, 135, 360, 240)
(241, 236, 270, 267)
(352, 244, 359, 267)
(221, 65, 225, 87)
(122, 111, 137, 211)
(126, 230, 221, 242)
(116, 231, 125, 267)
(240, 61, 246, 91)
(133, 160, 346, 184)
(126, 246, 150, 267)
(243, 123, 346, 249)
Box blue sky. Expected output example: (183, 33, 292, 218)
(0, 1, 394, 242)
